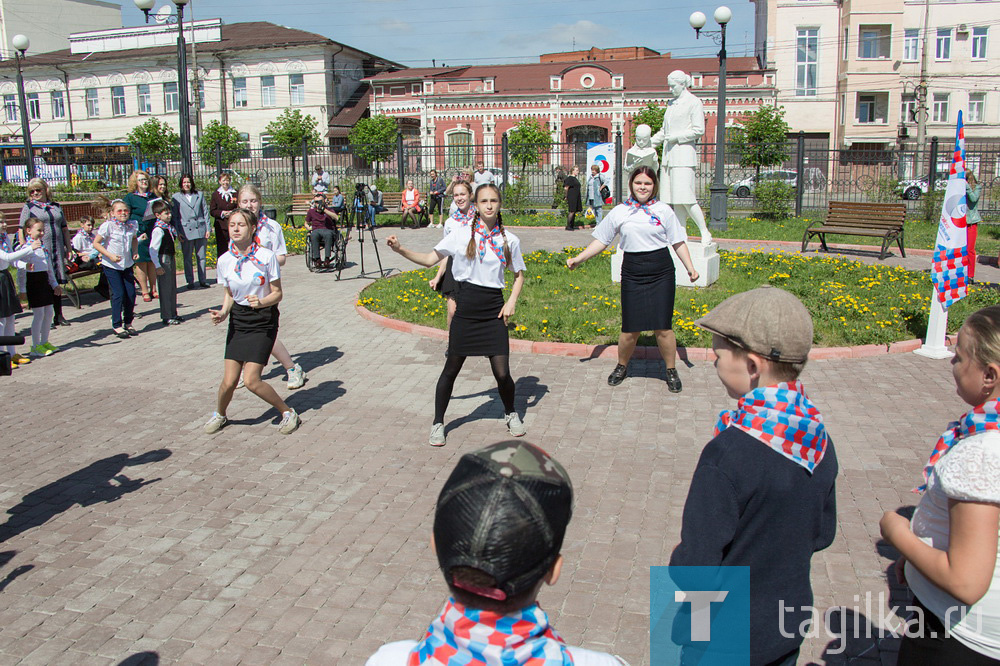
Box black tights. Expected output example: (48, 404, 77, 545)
(434, 354, 515, 424)
(566, 212, 576, 229)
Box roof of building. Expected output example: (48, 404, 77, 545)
(0, 22, 401, 69)
(365, 55, 763, 93)
(328, 83, 371, 138)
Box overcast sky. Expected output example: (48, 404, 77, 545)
(113, 0, 757, 67)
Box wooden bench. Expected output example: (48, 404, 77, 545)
(284, 193, 314, 228)
(802, 201, 907, 260)
(382, 192, 430, 228)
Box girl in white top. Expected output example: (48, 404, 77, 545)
(881, 305, 1000, 663)
(16, 218, 62, 357)
(387, 183, 527, 447)
(93, 200, 140, 338)
(205, 208, 300, 436)
(566, 165, 698, 392)
(236, 184, 304, 390)
(428, 180, 475, 328)
(0, 215, 41, 366)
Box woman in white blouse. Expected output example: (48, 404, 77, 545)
(387, 183, 527, 447)
(566, 166, 698, 392)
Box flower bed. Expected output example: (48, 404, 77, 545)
(358, 248, 1000, 348)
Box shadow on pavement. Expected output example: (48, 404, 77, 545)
(0, 449, 172, 543)
(0, 550, 32, 592)
(446, 376, 549, 435)
(118, 652, 159, 665)
(261, 345, 344, 380)
(286, 379, 346, 415)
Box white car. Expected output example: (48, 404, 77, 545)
(729, 169, 798, 198)
(897, 174, 949, 200)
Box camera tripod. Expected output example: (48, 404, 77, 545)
(352, 190, 393, 279)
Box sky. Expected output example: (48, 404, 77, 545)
(113, 0, 757, 67)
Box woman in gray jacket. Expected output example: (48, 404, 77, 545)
(171, 173, 210, 289)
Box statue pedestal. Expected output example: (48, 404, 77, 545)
(610, 241, 719, 288)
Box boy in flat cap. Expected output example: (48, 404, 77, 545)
(366, 440, 629, 666)
(670, 286, 838, 666)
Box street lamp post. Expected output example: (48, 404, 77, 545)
(134, 0, 193, 175)
(12, 34, 35, 181)
(689, 6, 732, 230)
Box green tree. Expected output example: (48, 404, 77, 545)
(263, 108, 321, 190)
(348, 115, 397, 166)
(508, 118, 552, 172)
(197, 120, 246, 171)
(127, 118, 179, 157)
(730, 104, 790, 177)
(630, 103, 664, 142)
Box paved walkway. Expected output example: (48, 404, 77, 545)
(0, 227, 984, 664)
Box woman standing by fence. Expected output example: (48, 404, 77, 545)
(172, 174, 210, 289)
(18, 178, 72, 327)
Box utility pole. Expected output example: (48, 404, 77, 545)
(188, 0, 202, 141)
(915, 0, 930, 176)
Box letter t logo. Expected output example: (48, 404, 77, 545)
(675, 590, 729, 641)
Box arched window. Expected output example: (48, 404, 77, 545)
(446, 129, 474, 169)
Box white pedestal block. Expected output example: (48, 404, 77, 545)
(611, 241, 719, 287)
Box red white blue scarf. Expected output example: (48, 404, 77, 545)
(409, 599, 573, 665)
(625, 197, 662, 227)
(452, 206, 475, 227)
(154, 219, 176, 241)
(918, 398, 1000, 492)
(0, 232, 10, 253)
(476, 221, 506, 267)
(229, 240, 266, 279)
(253, 214, 277, 248)
(715, 381, 828, 473)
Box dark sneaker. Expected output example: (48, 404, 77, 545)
(665, 368, 682, 393)
(607, 363, 628, 386)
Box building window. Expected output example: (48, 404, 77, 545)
(901, 94, 917, 124)
(796, 28, 818, 96)
(858, 95, 876, 123)
(50, 91, 65, 119)
(112, 86, 126, 116)
(86, 88, 99, 117)
(843, 28, 849, 59)
(968, 93, 985, 123)
(936, 28, 951, 60)
(137, 84, 151, 114)
(164, 82, 178, 112)
(261, 75, 276, 107)
(26, 93, 40, 120)
(840, 93, 846, 125)
(289, 74, 304, 105)
(233, 77, 247, 108)
(858, 25, 890, 59)
(3, 94, 17, 122)
(932, 93, 949, 123)
(972, 27, 988, 60)
(904, 29, 919, 61)
(446, 130, 473, 169)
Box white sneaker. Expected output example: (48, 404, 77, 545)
(286, 364, 306, 390)
(505, 412, 526, 437)
(278, 409, 301, 434)
(204, 412, 228, 434)
(429, 423, 446, 446)
(236, 374, 245, 389)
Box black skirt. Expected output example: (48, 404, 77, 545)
(435, 256, 460, 298)
(621, 246, 675, 333)
(25, 271, 55, 309)
(449, 283, 508, 357)
(225, 303, 279, 365)
(0, 270, 21, 318)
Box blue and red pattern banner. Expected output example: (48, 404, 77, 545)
(930, 112, 970, 308)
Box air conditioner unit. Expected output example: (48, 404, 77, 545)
(58, 133, 69, 140)
(81, 133, 92, 140)
(957, 24, 969, 33)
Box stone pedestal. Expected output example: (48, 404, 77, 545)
(611, 241, 719, 288)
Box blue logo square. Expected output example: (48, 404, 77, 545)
(650, 566, 751, 665)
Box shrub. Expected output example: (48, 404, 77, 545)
(872, 175, 901, 204)
(754, 181, 794, 219)
(504, 178, 533, 214)
(921, 189, 945, 223)
(374, 176, 401, 192)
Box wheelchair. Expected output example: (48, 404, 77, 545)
(305, 207, 349, 279)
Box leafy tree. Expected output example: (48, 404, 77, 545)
(197, 120, 246, 171)
(348, 115, 397, 166)
(729, 104, 790, 177)
(127, 118, 179, 157)
(630, 103, 664, 143)
(263, 108, 321, 190)
(508, 118, 552, 172)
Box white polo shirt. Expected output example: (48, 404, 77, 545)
(434, 225, 526, 290)
(593, 201, 687, 253)
(254, 215, 287, 257)
(217, 245, 280, 306)
(96, 219, 139, 270)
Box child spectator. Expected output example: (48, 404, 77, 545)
(16, 217, 62, 357)
(366, 440, 628, 665)
(881, 305, 1000, 664)
(149, 200, 182, 326)
(670, 286, 838, 666)
(93, 199, 139, 339)
(0, 212, 40, 367)
(71, 216, 99, 269)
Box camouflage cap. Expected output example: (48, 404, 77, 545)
(434, 441, 574, 601)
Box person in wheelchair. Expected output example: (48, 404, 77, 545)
(306, 193, 340, 268)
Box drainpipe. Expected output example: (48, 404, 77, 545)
(54, 64, 74, 136)
(217, 55, 227, 126)
(330, 43, 344, 115)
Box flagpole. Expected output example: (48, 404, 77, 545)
(914, 298, 953, 359)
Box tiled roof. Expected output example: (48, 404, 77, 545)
(328, 83, 371, 137)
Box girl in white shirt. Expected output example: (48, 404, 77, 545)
(0, 214, 41, 366)
(205, 208, 300, 436)
(882, 305, 1000, 664)
(93, 200, 140, 339)
(428, 180, 475, 328)
(387, 183, 527, 447)
(16, 218, 62, 357)
(566, 165, 698, 392)
(236, 184, 305, 391)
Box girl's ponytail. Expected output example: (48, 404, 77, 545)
(465, 210, 479, 260)
(497, 212, 512, 266)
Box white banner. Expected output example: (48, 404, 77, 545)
(587, 142, 614, 202)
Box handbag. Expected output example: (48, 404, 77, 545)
(599, 184, 611, 201)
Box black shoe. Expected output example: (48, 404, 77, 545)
(199, 282, 211, 288)
(665, 368, 682, 393)
(125, 326, 138, 336)
(565, 226, 574, 231)
(607, 363, 628, 386)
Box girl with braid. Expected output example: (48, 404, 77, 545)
(387, 183, 527, 447)
(428, 179, 475, 329)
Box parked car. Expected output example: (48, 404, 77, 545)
(729, 169, 798, 198)
(897, 173, 949, 200)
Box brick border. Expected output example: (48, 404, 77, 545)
(355, 303, 948, 361)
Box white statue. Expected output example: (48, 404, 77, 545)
(624, 124, 660, 174)
(650, 70, 712, 244)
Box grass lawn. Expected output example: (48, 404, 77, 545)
(358, 247, 1000, 349)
